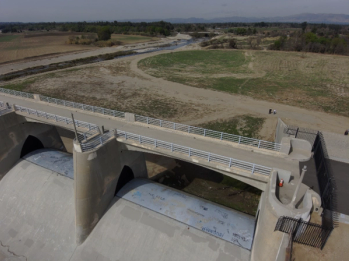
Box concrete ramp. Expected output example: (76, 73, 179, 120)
(117, 179, 256, 250)
(0, 159, 76, 261)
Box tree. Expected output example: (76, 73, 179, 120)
(301, 22, 307, 33)
(97, 26, 111, 41)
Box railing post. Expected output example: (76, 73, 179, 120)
(65, 118, 68, 124)
(103, 108, 105, 115)
(171, 143, 173, 152)
(64, 100, 66, 106)
(36, 110, 38, 117)
(238, 136, 241, 144)
(204, 129, 206, 137)
(155, 140, 157, 148)
(147, 117, 149, 124)
(125, 133, 127, 140)
(139, 135, 141, 144)
(113, 110, 115, 117)
(189, 148, 191, 156)
(26, 93, 29, 98)
(258, 140, 261, 148)
(82, 104, 85, 110)
(160, 120, 162, 127)
(100, 136, 103, 145)
(45, 112, 47, 119)
(73, 102, 75, 108)
(173, 123, 176, 130)
(55, 98, 57, 105)
(93, 107, 95, 113)
(208, 153, 211, 162)
(55, 115, 57, 122)
(220, 133, 223, 140)
(252, 164, 255, 174)
(88, 124, 91, 130)
(83, 133, 87, 140)
(188, 126, 190, 133)
(229, 158, 232, 167)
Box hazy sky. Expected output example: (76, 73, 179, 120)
(1, 0, 349, 22)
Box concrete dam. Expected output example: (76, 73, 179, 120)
(0, 90, 323, 261)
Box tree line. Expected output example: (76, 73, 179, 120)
(0, 21, 174, 36)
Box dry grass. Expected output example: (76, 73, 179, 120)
(0, 33, 97, 64)
(139, 50, 349, 116)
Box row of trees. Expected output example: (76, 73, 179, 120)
(269, 32, 349, 55)
(0, 21, 174, 36)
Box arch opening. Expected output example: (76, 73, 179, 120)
(20, 135, 44, 158)
(114, 166, 135, 195)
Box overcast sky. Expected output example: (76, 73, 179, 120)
(1, 0, 348, 22)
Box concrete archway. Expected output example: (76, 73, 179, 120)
(20, 135, 44, 158)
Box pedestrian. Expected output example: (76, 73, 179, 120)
(345, 130, 349, 136)
(269, 109, 272, 114)
(273, 109, 277, 114)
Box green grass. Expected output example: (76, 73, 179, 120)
(198, 115, 265, 139)
(0, 35, 19, 42)
(1, 79, 37, 91)
(139, 50, 349, 116)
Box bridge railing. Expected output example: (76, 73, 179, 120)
(116, 130, 272, 176)
(80, 130, 115, 152)
(135, 115, 281, 152)
(0, 88, 280, 152)
(0, 88, 34, 99)
(38, 95, 125, 119)
(14, 105, 99, 138)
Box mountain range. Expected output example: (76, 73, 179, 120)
(123, 13, 349, 24)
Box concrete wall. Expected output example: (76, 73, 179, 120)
(0, 112, 66, 179)
(275, 118, 289, 143)
(73, 137, 122, 244)
(56, 126, 75, 153)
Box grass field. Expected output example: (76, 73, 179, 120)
(139, 50, 349, 116)
(0, 33, 96, 64)
(199, 115, 265, 138)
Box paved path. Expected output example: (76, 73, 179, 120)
(0, 93, 300, 176)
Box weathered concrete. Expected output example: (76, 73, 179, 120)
(251, 170, 318, 261)
(275, 118, 289, 143)
(0, 158, 251, 261)
(73, 134, 122, 245)
(0, 94, 301, 176)
(0, 112, 65, 179)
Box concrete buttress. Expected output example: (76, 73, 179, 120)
(73, 137, 122, 245)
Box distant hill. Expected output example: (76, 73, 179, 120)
(122, 13, 349, 24)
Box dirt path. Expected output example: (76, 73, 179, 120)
(129, 51, 349, 135)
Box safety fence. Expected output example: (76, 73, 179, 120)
(14, 105, 99, 139)
(312, 132, 338, 229)
(0, 88, 281, 152)
(116, 130, 272, 176)
(275, 216, 333, 250)
(135, 115, 281, 152)
(39, 95, 125, 119)
(285, 125, 318, 147)
(80, 130, 115, 152)
(0, 88, 34, 99)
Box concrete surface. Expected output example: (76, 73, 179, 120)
(322, 131, 349, 164)
(73, 135, 122, 244)
(118, 179, 256, 250)
(0, 157, 251, 261)
(0, 111, 65, 179)
(0, 94, 301, 178)
(24, 148, 74, 179)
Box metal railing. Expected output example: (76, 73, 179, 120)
(116, 130, 272, 176)
(14, 105, 99, 138)
(135, 115, 281, 152)
(80, 130, 115, 152)
(0, 87, 280, 152)
(0, 88, 34, 99)
(39, 95, 125, 119)
(275, 216, 333, 250)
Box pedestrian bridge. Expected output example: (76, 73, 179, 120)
(0, 89, 307, 190)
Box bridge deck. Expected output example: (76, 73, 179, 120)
(0, 94, 300, 176)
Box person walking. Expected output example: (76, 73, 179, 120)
(269, 109, 272, 114)
(345, 129, 349, 136)
(273, 109, 277, 114)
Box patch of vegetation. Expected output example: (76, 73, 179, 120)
(137, 98, 178, 118)
(1, 78, 37, 91)
(0, 35, 19, 42)
(198, 115, 265, 139)
(139, 50, 349, 116)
